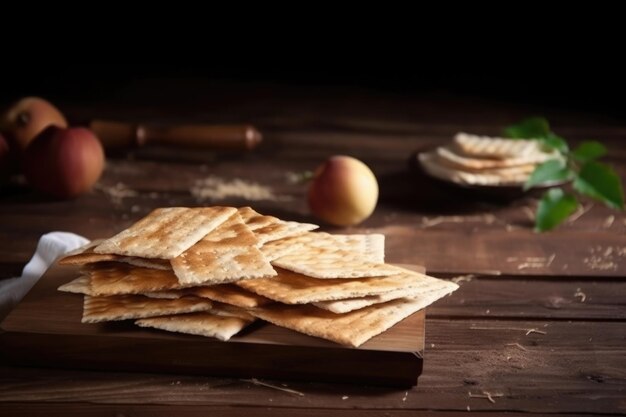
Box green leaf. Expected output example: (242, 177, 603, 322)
(524, 159, 573, 191)
(503, 117, 550, 139)
(573, 161, 625, 210)
(540, 132, 569, 154)
(572, 141, 607, 162)
(535, 188, 579, 232)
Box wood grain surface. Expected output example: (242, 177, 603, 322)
(0, 81, 625, 416)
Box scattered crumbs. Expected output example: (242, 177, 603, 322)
(603, 215, 615, 229)
(402, 391, 409, 402)
(506, 343, 527, 351)
(471, 326, 546, 336)
(242, 378, 305, 396)
(191, 176, 291, 202)
(452, 274, 475, 284)
(567, 203, 593, 224)
(149, 191, 160, 199)
(94, 182, 138, 205)
(574, 288, 587, 302)
(468, 391, 503, 404)
(525, 328, 547, 336)
(583, 245, 625, 271)
(485, 309, 490, 314)
(130, 204, 141, 213)
(467, 405, 471, 412)
(430, 343, 435, 348)
(589, 337, 593, 342)
(342, 396, 349, 400)
(421, 214, 495, 228)
(514, 254, 556, 270)
(285, 170, 313, 184)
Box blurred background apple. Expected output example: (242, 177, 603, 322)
(308, 155, 379, 226)
(23, 126, 104, 198)
(1, 97, 67, 151)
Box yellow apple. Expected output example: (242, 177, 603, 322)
(1, 97, 67, 151)
(308, 155, 379, 226)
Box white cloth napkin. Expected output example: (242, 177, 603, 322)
(0, 232, 88, 320)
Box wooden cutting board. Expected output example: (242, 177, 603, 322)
(0, 264, 425, 387)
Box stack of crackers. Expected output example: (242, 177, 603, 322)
(58, 206, 457, 347)
(419, 132, 562, 186)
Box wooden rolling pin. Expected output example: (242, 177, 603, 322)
(89, 120, 262, 151)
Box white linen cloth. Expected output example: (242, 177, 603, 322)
(0, 232, 88, 320)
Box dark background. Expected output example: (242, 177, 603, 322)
(2, 62, 624, 120)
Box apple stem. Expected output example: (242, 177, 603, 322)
(17, 111, 30, 127)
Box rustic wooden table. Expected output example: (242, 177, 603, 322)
(1, 82, 625, 416)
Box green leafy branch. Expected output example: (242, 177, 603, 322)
(503, 117, 624, 232)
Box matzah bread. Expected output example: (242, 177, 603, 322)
(272, 246, 397, 278)
(260, 240, 306, 261)
(171, 213, 276, 285)
(94, 207, 237, 259)
(143, 290, 185, 299)
(250, 294, 450, 347)
(238, 207, 318, 244)
(188, 284, 272, 308)
(59, 241, 171, 270)
(210, 302, 256, 321)
(268, 232, 385, 263)
(419, 152, 532, 186)
(82, 294, 213, 323)
(88, 263, 184, 296)
(436, 146, 556, 170)
(454, 132, 545, 159)
(136, 312, 254, 341)
(237, 267, 443, 304)
(58, 276, 93, 295)
(314, 280, 459, 313)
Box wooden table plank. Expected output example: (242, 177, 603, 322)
(427, 277, 626, 320)
(0, 403, 605, 417)
(1, 319, 624, 414)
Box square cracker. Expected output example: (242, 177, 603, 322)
(136, 312, 254, 341)
(94, 207, 237, 259)
(272, 245, 397, 278)
(171, 213, 276, 285)
(268, 232, 385, 263)
(418, 152, 532, 186)
(188, 284, 272, 308)
(59, 239, 171, 270)
(237, 266, 444, 304)
(314, 280, 459, 313)
(82, 294, 213, 323)
(87, 263, 185, 296)
(58, 276, 93, 295)
(238, 207, 318, 244)
(249, 291, 454, 347)
(453, 132, 545, 159)
(436, 146, 557, 170)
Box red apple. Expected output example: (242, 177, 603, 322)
(23, 126, 105, 198)
(308, 155, 379, 226)
(1, 97, 68, 151)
